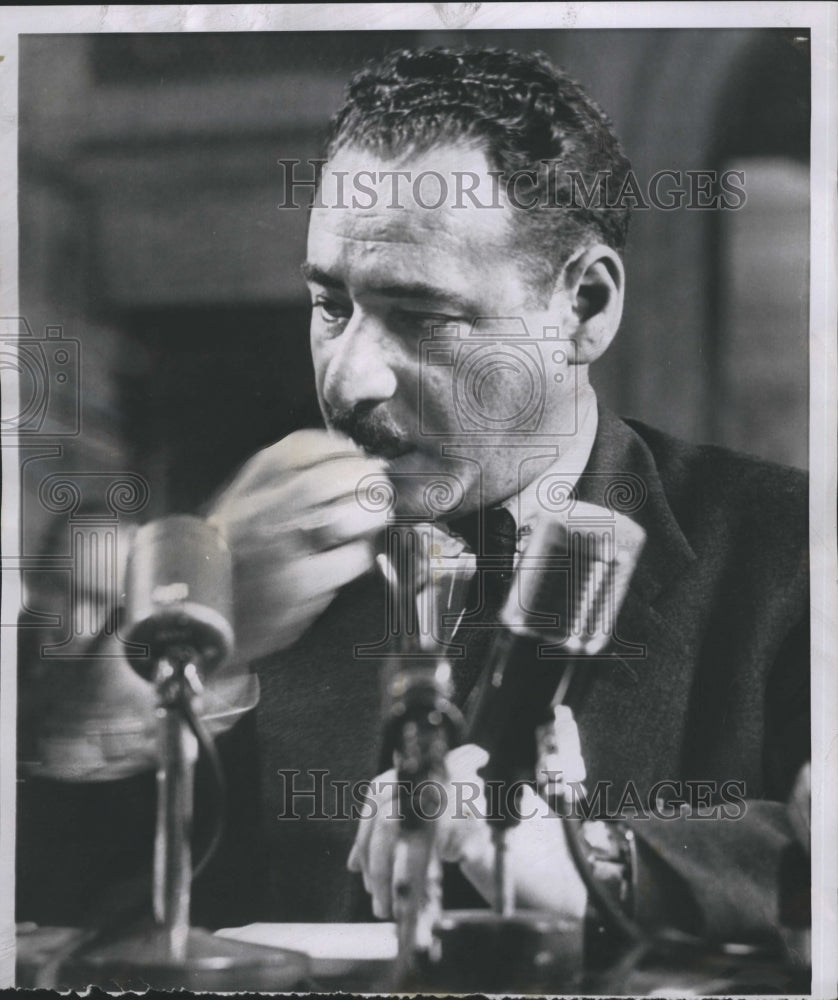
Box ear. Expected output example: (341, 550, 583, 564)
(556, 244, 625, 364)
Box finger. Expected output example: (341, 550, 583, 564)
(236, 539, 377, 611)
(283, 496, 389, 550)
(346, 837, 363, 873)
(437, 780, 489, 863)
(353, 777, 400, 918)
(446, 742, 489, 779)
(216, 461, 386, 537)
(437, 745, 490, 864)
(346, 772, 396, 874)
(232, 495, 387, 555)
(231, 431, 371, 494)
(347, 824, 375, 902)
(366, 812, 400, 919)
(347, 785, 380, 874)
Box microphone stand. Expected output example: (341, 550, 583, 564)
(429, 624, 584, 994)
(376, 523, 472, 988)
(60, 516, 310, 991)
(152, 651, 203, 962)
(62, 644, 310, 991)
(389, 688, 451, 985)
(429, 509, 646, 993)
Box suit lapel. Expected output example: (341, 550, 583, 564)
(559, 406, 697, 725)
(460, 408, 696, 717)
(575, 406, 695, 610)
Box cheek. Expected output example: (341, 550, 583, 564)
(309, 330, 332, 394)
(451, 346, 548, 432)
(414, 366, 460, 433)
(412, 353, 540, 436)
(473, 363, 522, 406)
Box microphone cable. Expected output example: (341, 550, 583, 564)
(179, 683, 227, 882)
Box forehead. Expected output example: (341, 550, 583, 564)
(306, 144, 521, 298)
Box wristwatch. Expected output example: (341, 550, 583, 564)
(582, 820, 637, 966)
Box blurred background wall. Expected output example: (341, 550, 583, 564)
(19, 28, 809, 526)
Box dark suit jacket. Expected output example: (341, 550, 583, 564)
(16, 408, 808, 945)
(246, 407, 809, 944)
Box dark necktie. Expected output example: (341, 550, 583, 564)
(446, 506, 518, 706)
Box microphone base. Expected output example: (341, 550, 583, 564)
(59, 924, 310, 992)
(422, 909, 584, 993)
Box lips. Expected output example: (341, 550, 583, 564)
(348, 420, 415, 460)
(361, 438, 415, 461)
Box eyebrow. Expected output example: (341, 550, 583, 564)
(300, 261, 342, 289)
(300, 261, 477, 314)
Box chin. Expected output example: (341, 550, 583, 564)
(384, 450, 475, 520)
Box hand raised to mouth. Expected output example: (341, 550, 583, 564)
(208, 429, 390, 662)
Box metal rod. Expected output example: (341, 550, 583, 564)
(152, 657, 199, 962)
(492, 827, 515, 917)
(392, 826, 441, 982)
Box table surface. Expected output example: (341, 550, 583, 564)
(16, 920, 807, 994)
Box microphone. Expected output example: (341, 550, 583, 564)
(62, 514, 309, 988)
(122, 515, 236, 958)
(378, 523, 475, 766)
(124, 515, 235, 680)
(467, 503, 646, 913)
(470, 502, 646, 751)
(376, 523, 475, 981)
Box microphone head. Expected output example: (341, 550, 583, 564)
(124, 515, 235, 678)
(376, 523, 470, 770)
(502, 502, 646, 655)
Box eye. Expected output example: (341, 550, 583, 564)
(396, 310, 461, 334)
(313, 296, 351, 329)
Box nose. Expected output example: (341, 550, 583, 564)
(320, 314, 398, 413)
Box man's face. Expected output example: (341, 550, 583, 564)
(304, 143, 583, 517)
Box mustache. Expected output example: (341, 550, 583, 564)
(326, 404, 413, 459)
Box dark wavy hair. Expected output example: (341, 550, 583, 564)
(325, 46, 632, 297)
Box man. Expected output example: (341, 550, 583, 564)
(210, 46, 808, 960)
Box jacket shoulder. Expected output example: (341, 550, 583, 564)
(623, 418, 808, 551)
